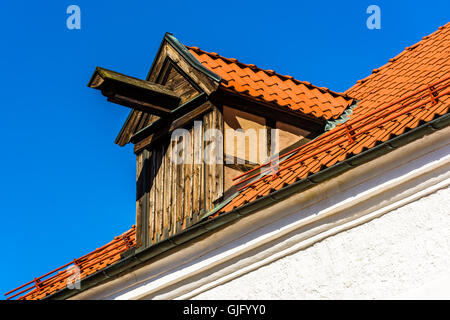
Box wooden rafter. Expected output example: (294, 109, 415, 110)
(88, 67, 181, 117)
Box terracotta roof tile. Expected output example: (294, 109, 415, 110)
(5, 227, 136, 300)
(218, 22, 450, 215)
(187, 46, 354, 120)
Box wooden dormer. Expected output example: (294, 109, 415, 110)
(88, 33, 353, 250)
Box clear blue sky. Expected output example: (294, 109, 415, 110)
(0, 0, 448, 299)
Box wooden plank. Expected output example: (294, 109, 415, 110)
(148, 150, 156, 244)
(89, 67, 181, 101)
(165, 44, 219, 95)
(143, 150, 152, 247)
(153, 150, 160, 243)
(171, 139, 178, 234)
(135, 152, 144, 248)
(190, 123, 196, 221)
(211, 90, 325, 131)
(176, 133, 185, 232)
(130, 93, 207, 145)
(213, 106, 224, 205)
(266, 118, 275, 159)
(204, 111, 213, 211)
(163, 140, 172, 238)
(134, 101, 213, 153)
(108, 94, 172, 117)
(200, 115, 206, 214)
(192, 119, 203, 216)
(147, 45, 169, 82)
(115, 34, 224, 147)
(154, 146, 164, 241)
(115, 110, 141, 146)
(206, 110, 212, 211)
(164, 64, 201, 105)
(115, 46, 169, 147)
(89, 69, 182, 118)
(183, 125, 193, 229)
(137, 114, 159, 133)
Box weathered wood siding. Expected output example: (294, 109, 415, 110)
(136, 106, 224, 247)
(118, 62, 202, 146)
(164, 65, 201, 105)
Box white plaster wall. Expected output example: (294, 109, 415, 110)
(70, 127, 450, 301)
(193, 186, 450, 300)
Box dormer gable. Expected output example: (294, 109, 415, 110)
(87, 33, 354, 250)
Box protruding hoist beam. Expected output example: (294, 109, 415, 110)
(88, 67, 181, 117)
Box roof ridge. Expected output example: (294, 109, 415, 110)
(186, 45, 354, 100)
(346, 22, 450, 92)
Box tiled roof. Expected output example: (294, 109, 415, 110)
(218, 22, 450, 214)
(188, 46, 354, 120)
(346, 24, 450, 120)
(5, 227, 136, 300)
(6, 23, 450, 300)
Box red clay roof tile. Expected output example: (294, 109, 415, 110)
(187, 46, 355, 120)
(5, 227, 136, 300)
(219, 22, 450, 214)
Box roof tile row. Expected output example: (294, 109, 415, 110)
(8, 227, 136, 300)
(218, 22, 450, 212)
(188, 46, 355, 120)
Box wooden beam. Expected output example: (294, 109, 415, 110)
(107, 95, 172, 117)
(210, 89, 326, 133)
(130, 92, 208, 143)
(88, 67, 181, 116)
(133, 101, 213, 154)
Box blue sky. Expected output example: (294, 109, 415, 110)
(0, 0, 448, 299)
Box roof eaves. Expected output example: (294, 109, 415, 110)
(42, 110, 450, 300)
(217, 86, 328, 126)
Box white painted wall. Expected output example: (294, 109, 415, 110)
(193, 186, 450, 300)
(70, 126, 450, 300)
